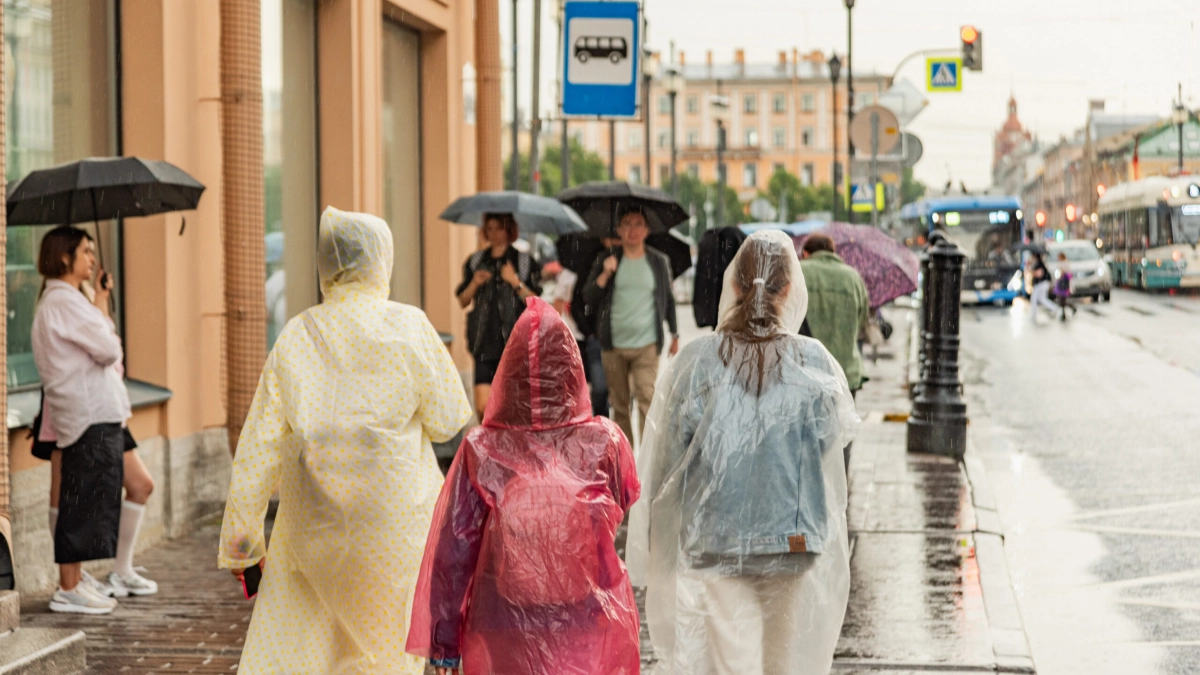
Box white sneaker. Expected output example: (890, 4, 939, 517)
(83, 570, 126, 598)
(49, 585, 116, 614)
(108, 570, 158, 596)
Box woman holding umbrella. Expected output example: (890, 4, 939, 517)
(456, 214, 542, 417)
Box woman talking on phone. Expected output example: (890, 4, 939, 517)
(219, 207, 473, 674)
(31, 226, 131, 614)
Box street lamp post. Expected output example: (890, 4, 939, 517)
(845, 0, 855, 223)
(711, 82, 729, 229)
(1173, 86, 1188, 174)
(666, 65, 681, 196)
(829, 54, 842, 223)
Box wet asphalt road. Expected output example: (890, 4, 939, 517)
(960, 289, 1200, 675)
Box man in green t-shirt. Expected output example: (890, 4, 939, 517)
(800, 234, 870, 393)
(583, 210, 679, 445)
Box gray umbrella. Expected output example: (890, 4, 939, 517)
(440, 191, 588, 236)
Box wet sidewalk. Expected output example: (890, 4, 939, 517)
(833, 305, 1033, 674)
(17, 306, 1033, 674)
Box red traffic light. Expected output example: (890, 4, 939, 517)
(1035, 211, 1047, 227)
(960, 25, 979, 43)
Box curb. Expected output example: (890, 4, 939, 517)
(963, 439, 1035, 674)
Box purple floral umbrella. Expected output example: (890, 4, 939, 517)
(796, 222, 919, 308)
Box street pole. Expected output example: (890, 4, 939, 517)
(829, 54, 841, 222)
(669, 88, 678, 195)
(530, 0, 543, 194)
(609, 119, 616, 180)
(644, 68, 652, 186)
(509, 0, 521, 191)
(716, 118, 725, 228)
(1178, 83, 1185, 174)
(870, 111, 879, 227)
(557, 0, 569, 191)
(845, 0, 855, 223)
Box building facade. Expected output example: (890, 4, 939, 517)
(5, 0, 484, 593)
(572, 49, 890, 204)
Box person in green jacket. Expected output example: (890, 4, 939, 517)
(799, 234, 870, 394)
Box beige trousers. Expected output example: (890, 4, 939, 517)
(601, 343, 658, 446)
(676, 571, 807, 675)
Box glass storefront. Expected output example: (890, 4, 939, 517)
(382, 18, 423, 307)
(262, 0, 318, 349)
(5, 0, 118, 388)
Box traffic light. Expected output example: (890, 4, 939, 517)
(961, 26, 982, 72)
(1035, 211, 1047, 227)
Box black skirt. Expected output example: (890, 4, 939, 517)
(55, 423, 125, 564)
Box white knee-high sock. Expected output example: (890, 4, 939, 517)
(48, 506, 58, 540)
(113, 501, 145, 578)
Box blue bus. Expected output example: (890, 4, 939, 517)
(899, 196, 1027, 304)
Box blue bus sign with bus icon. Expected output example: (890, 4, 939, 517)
(562, 1, 641, 119)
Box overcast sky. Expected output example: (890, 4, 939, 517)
(498, 0, 1200, 189)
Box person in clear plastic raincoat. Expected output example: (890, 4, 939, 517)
(218, 206, 473, 675)
(407, 296, 641, 675)
(627, 230, 859, 675)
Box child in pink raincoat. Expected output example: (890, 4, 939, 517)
(407, 297, 641, 675)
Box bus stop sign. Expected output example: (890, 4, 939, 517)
(562, 1, 642, 119)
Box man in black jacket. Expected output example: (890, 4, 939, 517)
(584, 209, 678, 445)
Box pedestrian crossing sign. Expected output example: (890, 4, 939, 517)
(849, 182, 885, 212)
(926, 57, 962, 92)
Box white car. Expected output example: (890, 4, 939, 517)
(1047, 240, 1112, 302)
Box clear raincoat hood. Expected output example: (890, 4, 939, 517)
(628, 231, 859, 675)
(219, 206, 473, 674)
(408, 297, 642, 674)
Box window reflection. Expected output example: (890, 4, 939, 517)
(5, 0, 117, 389)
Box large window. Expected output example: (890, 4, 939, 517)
(383, 19, 424, 307)
(743, 163, 757, 188)
(743, 94, 757, 114)
(262, 0, 319, 349)
(6, 0, 118, 389)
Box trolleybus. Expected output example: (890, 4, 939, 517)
(899, 195, 1026, 304)
(1097, 176, 1200, 290)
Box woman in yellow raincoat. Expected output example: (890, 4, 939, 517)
(218, 206, 473, 674)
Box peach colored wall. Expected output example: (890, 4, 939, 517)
(121, 0, 226, 440)
(322, 0, 479, 370)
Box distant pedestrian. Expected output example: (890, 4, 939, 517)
(1029, 252, 1057, 322)
(551, 265, 609, 416)
(583, 208, 679, 445)
(408, 297, 641, 675)
(630, 231, 858, 675)
(457, 213, 541, 418)
(219, 207, 473, 675)
(1053, 252, 1077, 321)
(31, 226, 129, 615)
(800, 234, 870, 396)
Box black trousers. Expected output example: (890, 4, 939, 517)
(55, 423, 124, 564)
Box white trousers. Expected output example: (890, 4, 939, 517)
(1030, 281, 1057, 318)
(673, 571, 807, 675)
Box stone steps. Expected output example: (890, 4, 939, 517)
(0, 591, 87, 675)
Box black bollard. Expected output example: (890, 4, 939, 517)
(907, 234, 968, 458)
(912, 251, 932, 400)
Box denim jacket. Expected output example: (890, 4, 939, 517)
(646, 334, 856, 574)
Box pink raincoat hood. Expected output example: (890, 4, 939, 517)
(482, 297, 592, 430)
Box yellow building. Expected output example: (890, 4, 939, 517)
(575, 49, 890, 202)
(3, 0, 488, 593)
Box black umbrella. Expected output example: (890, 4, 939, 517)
(558, 181, 689, 236)
(440, 191, 588, 236)
(556, 231, 692, 280)
(7, 156, 206, 226)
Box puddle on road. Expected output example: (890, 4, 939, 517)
(976, 428, 1166, 675)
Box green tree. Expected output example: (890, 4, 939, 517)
(503, 140, 608, 196)
(759, 167, 835, 219)
(901, 167, 927, 206)
(672, 172, 748, 237)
